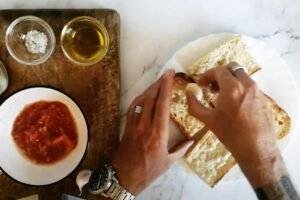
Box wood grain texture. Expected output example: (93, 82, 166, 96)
(0, 9, 120, 200)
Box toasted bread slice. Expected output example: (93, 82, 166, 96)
(170, 74, 236, 186)
(266, 95, 291, 139)
(171, 73, 211, 138)
(187, 36, 260, 78)
(185, 131, 236, 187)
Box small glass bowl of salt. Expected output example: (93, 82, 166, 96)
(5, 16, 56, 65)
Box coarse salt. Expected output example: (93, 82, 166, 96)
(21, 30, 48, 54)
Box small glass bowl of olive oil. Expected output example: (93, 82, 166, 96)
(61, 16, 109, 66)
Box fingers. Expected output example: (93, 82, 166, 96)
(197, 66, 237, 89)
(143, 76, 162, 98)
(186, 91, 213, 126)
(141, 69, 175, 126)
(126, 75, 162, 128)
(139, 81, 160, 127)
(168, 140, 194, 160)
(125, 69, 174, 140)
(233, 68, 256, 87)
(153, 69, 175, 131)
(126, 97, 143, 128)
(227, 62, 256, 87)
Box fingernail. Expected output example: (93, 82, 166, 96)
(188, 140, 194, 146)
(185, 140, 194, 151)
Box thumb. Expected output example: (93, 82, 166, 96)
(169, 140, 194, 161)
(186, 91, 213, 125)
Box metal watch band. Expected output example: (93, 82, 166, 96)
(105, 181, 135, 200)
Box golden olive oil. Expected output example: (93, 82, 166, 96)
(61, 17, 109, 65)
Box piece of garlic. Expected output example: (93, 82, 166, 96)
(76, 169, 92, 195)
(185, 83, 203, 101)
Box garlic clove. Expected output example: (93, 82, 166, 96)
(76, 169, 92, 195)
(185, 83, 203, 101)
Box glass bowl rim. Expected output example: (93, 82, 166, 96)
(5, 15, 56, 66)
(60, 16, 110, 66)
(0, 60, 9, 95)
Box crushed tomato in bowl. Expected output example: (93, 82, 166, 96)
(12, 101, 78, 165)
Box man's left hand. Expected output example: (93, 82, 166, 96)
(112, 69, 193, 195)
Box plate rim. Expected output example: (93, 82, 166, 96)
(0, 86, 89, 186)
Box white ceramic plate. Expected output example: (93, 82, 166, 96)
(160, 33, 300, 182)
(0, 87, 88, 186)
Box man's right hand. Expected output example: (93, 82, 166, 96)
(186, 65, 286, 187)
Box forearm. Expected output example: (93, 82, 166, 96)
(254, 175, 299, 200)
(238, 150, 287, 187)
(238, 152, 299, 200)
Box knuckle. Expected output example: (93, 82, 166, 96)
(188, 105, 193, 113)
(229, 82, 243, 99)
(134, 95, 143, 103)
(140, 143, 150, 153)
(230, 90, 240, 100)
(246, 82, 258, 91)
(142, 136, 159, 151)
(129, 96, 141, 109)
(135, 124, 145, 134)
(188, 106, 197, 116)
(150, 127, 162, 139)
(150, 140, 160, 149)
(244, 82, 260, 97)
(144, 98, 153, 105)
(215, 68, 223, 78)
(156, 101, 164, 109)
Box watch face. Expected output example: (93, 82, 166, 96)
(89, 165, 111, 194)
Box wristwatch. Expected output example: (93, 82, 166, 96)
(88, 164, 135, 200)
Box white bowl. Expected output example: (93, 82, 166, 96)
(0, 87, 88, 185)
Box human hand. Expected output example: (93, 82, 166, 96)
(112, 69, 193, 195)
(187, 64, 287, 187)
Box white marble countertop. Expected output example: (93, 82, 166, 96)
(1, 0, 300, 199)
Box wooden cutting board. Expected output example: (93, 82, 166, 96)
(0, 9, 120, 200)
